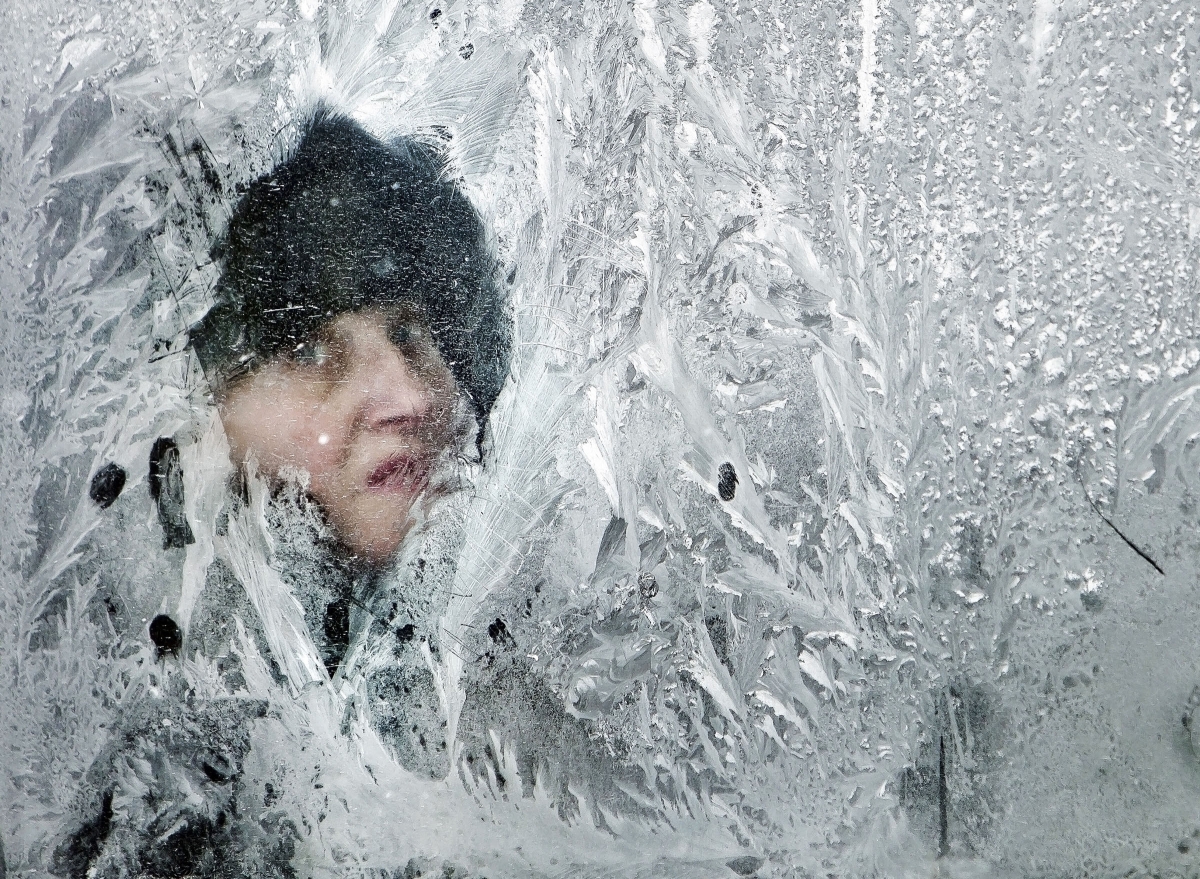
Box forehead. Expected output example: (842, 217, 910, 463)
(311, 302, 428, 339)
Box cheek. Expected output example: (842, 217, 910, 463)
(289, 423, 346, 480)
(221, 388, 346, 479)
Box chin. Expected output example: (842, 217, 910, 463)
(327, 471, 457, 564)
(342, 510, 418, 565)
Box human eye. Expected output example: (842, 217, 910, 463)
(388, 319, 424, 350)
(289, 338, 334, 370)
(388, 323, 412, 347)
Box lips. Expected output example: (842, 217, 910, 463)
(365, 452, 430, 494)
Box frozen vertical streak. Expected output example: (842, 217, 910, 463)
(1029, 0, 1056, 92)
(1030, 0, 1055, 57)
(687, 0, 716, 69)
(634, 0, 668, 77)
(858, 0, 879, 133)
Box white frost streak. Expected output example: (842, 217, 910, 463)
(633, 0, 668, 76)
(857, 0, 880, 133)
(687, 0, 717, 69)
(176, 417, 231, 633)
(579, 382, 622, 514)
(219, 478, 327, 696)
(1029, 0, 1057, 85)
(579, 439, 620, 512)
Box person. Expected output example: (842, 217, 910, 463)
(53, 111, 654, 879)
(188, 112, 648, 809)
(190, 108, 511, 565)
(51, 113, 516, 877)
(186, 110, 517, 778)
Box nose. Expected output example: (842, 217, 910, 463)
(348, 330, 434, 433)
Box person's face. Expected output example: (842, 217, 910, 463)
(218, 306, 462, 563)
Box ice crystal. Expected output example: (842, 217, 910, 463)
(2, 0, 1199, 875)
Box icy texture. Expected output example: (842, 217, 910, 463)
(1, 0, 1199, 876)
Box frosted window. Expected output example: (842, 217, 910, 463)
(1, 0, 1196, 875)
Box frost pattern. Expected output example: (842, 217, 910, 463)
(1, 0, 1199, 875)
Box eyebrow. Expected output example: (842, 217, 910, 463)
(323, 307, 428, 344)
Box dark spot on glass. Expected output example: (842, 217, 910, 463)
(89, 462, 126, 509)
(638, 571, 658, 601)
(487, 618, 514, 647)
(149, 437, 195, 548)
(717, 461, 738, 501)
(395, 623, 416, 644)
(52, 788, 113, 878)
(264, 783, 278, 806)
(149, 614, 183, 658)
(459, 42, 474, 60)
(938, 733, 948, 856)
(429, 7, 441, 19)
(506, 265, 517, 285)
(595, 516, 627, 568)
(188, 137, 223, 196)
(323, 597, 350, 676)
(201, 759, 232, 784)
(705, 614, 729, 660)
(726, 855, 762, 875)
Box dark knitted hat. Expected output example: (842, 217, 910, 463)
(190, 110, 511, 431)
